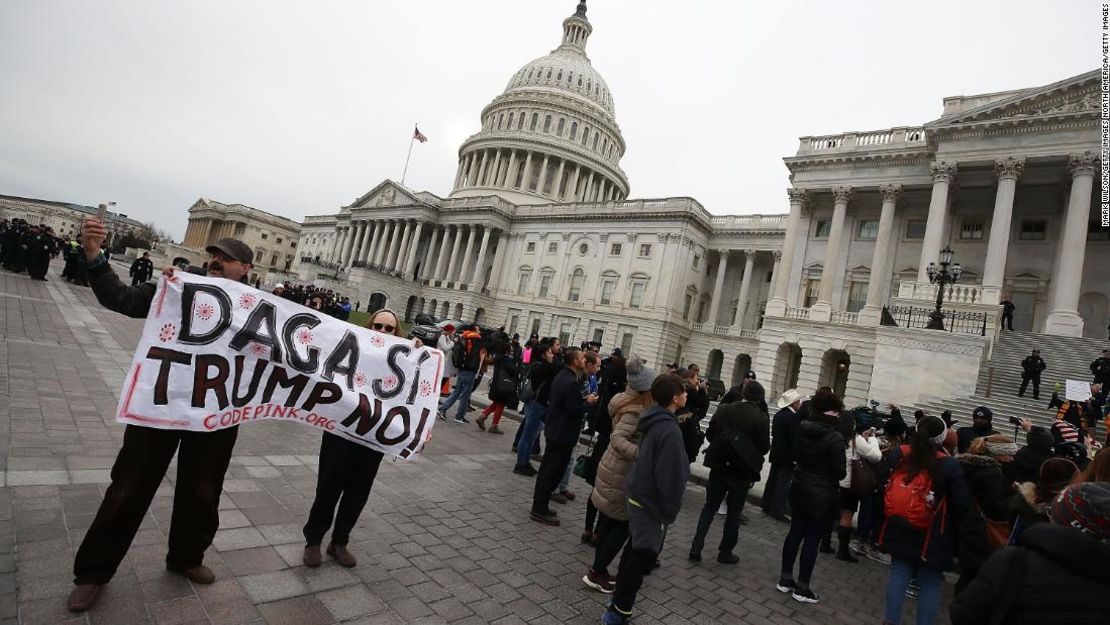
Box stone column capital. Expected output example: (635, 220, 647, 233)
(1068, 151, 1099, 177)
(995, 156, 1026, 181)
(879, 183, 904, 203)
(929, 160, 958, 183)
(718, 249, 730, 259)
(831, 186, 854, 204)
(743, 248, 757, 259)
(772, 250, 783, 261)
(786, 187, 809, 206)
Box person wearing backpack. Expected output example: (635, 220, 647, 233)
(439, 325, 485, 424)
(513, 340, 560, 476)
(949, 482, 1110, 625)
(689, 380, 770, 564)
(954, 433, 1017, 594)
(477, 342, 518, 434)
(879, 415, 970, 625)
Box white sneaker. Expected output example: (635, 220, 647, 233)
(791, 587, 821, 604)
(865, 544, 892, 565)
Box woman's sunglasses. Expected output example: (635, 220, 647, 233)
(371, 322, 396, 333)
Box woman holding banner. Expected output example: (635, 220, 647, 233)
(302, 308, 422, 568)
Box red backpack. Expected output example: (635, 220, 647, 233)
(879, 445, 948, 558)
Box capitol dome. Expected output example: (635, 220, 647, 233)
(450, 1, 629, 205)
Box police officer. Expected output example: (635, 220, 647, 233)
(1018, 349, 1047, 400)
(67, 216, 256, 613)
(128, 251, 154, 285)
(25, 224, 56, 280)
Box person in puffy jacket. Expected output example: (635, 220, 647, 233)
(1007, 457, 1078, 542)
(477, 343, 517, 434)
(949, 482, 1110, 625)
(954, 433, 1018, 594)
(688, 381, 770, 564)
(582, 357, 655, 594)
(1007, 420, 1055, 484)
(835, 423, 882, 563)
(776, 390, 846, 605)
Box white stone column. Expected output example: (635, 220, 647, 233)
(810, 186, 852, 322)
(395, 220, 413, 271)
(471, 226, 492, 286)
(538, 155, 550, 193)
(373, 221, 394, 266)
(357, 221, 376, 264)
(504, 151, 518, 188)
(434, 226, 453, 281)
(520, 152, 533, 191)
(459, 225, 479, 285)
(570, 165, 582, 200)
(766, 188, 806, 318)
(476, 151, 490, 186)
(982, 157, 1025, 289)
(859, 184, 903, 325)
(403, 221, 425, 278)
(918, 161, 958, 281)
(489, 231, 509, 292)
(387, 220, 409, 270)
(348, 222, 366, 266)
(334, 228, 348, 264)
(1045, 151, 1097, 336)
(735, 250, 756, 327)
(554, 159, 566, 199)
(421, 226, 441, 280)
(446, 225, 464, 283)
(705, 250, 730, 327)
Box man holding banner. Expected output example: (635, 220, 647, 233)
(67, 217, 256, 612)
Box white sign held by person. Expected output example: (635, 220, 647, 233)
(114, 272, 442, 459)
(1064, 379, 1092, 402)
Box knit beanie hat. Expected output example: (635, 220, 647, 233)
(1052, 482, 1110, 541)
(742, 380, 765, 403)
(624, 353, 656, 392)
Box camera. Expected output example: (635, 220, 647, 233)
(1008, 416, 1022, 426)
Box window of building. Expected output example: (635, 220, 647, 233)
(592, 328, 604, 344)
(857, 220, 878, 240)
(509, 314, 519, 335)
(620, 332, 634, 355)
(507, 112, 515, 129)
(847, 281, 868, 313)
(530, 317, 541, 337)
(517, 113, 525, 130)
(276, 237, 283, 244)
(290, 242, 296, 249)
(559, 323, 572, 346)
(1019, 220, 1047, 241)
(568, 269, 585, 302)
(261, 233, 269, 240)
(543, 115, 551, 133)
(696, 299, 708, 323)
(582, 128, 590, 146)
(526, 241, 536, 253)
(516, 270, 531, 295)
(692, 254, 700, 269)
(593, 134, 600, 150)
(600, 279, 616, 305)
(578, 243, 589, 255)
(497, 114, 504, 129)
(556, 118, 565, 135)
(638, 243, 653, 258)
(610, 242, 622, 256)
(547, 241, 558, 254)
(538, 273, 553, 297)
(570, 122, 578, 140)
(905, 220, 927, 239)
(960, 221, 985, 240)
(530, 113, 539, 131)
(804, 279, 821, 308)
(683, 293, 693, 319)
(814, 220, 831, 238)
(629, 282, 646, 308)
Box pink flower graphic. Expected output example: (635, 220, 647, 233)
(419, 380, 434, 397)
(158, 323, 176, 343)
(296, 328, 313, 345)
(238, 293, 257, 310)
(195, 302, 215, 321)
(382, 375, 398, 391)
(355, 372, 368, 388)
(369, 334, 385, 348)
(248, 342, 269, 357)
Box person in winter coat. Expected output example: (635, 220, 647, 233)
(477, 343, 517, 434)
(689, 380, 770, 564)
(1018, 349, 1046, 400)
(1007, 420, 1055, 484)
(582, 353, 629, 544)
(949, 482, 1110, 625)
(437, 325, 457, 395)
(761, 389, 803, 522)
(880, 415, 970, 625)
(1007, 458, 1078, 541)
(582, 357, 655, 594)
(777, 390, 847, 605)
(602, 374, 689, 625)
(956, 405, 999, 454)
(513, 341, 561, 476)
(835, 422, 882, 563)
(954, 433, 1018, 593)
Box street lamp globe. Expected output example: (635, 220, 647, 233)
(939, 246, 955, 265)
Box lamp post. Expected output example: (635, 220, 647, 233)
(924, 245, 962, 330)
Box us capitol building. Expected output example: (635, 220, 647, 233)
(293, 1, 1105, 411)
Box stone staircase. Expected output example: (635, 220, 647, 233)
(913, 330, 1109, 431)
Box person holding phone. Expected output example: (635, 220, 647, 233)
(66, 217, 255, 613)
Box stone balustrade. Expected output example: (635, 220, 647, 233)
(709, 214, 788, 230)
(830, 310, 860, 325)
(784, 307, 810, 321)
(797, 127, 927, 156)
(896, 280, 1001, 306)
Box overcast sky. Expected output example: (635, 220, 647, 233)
(0, 1, 1096, 239)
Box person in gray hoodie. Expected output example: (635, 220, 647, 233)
(602, 373, 690, 625)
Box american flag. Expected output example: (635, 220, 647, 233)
(413, 125, 428, 143)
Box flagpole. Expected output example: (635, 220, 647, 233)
(401, 124, 417, 185)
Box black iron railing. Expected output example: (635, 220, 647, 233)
(881, 305, 988, 336)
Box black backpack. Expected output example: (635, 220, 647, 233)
(708, 426, 764, 482)
(451, 339, 468, 368)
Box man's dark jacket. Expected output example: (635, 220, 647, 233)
(703, 400, 770, 482)
(769, 405, 801, 465)
(543, 367, 587, 446)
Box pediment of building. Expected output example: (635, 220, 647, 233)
(349, 180, 425, 210)
(928, 70, 1098, 128)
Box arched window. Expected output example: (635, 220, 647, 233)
(556, 70, 563, 81)
(593, 134, 599, 150)
(568, 268, 585, 302)
(507, 112, 515, 129)
(582, 128, 589, 146)
(530, 113, 539, 131)
(543, 115, 551, 133)
(497, 114, 504, 129)
(570, 122, 578, 140)
(527, 69, 533, 80)
(517, 112, 525, 130)
(546, 68, 552, 79)
(578, 76, 583, 87)
(556, 118, 565, 135)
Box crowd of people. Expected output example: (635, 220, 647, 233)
(1, 217, 71, 280)
(38, 216, 1110, 624)
(270, 282, 356, 320)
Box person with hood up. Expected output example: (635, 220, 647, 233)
(582, 355, 655, 594)
(949, 482, 1110, 625)
(1007, 457, 1078, 542)
(879, 415, 970, 625)
(688, 380, 770, 564)
(954, 433, 1018, 593)
(1006, 419, 1055, 484)
(956, 406, 999, 454)
(601, 374, 689, 625)
(776, 390, 847, 605)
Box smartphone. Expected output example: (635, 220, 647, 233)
(96, 203, 108, 221)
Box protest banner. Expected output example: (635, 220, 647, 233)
(1064, 379, 1092, 402)
(114, 272, 442, 459)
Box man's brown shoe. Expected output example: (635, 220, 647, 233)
(169, 565, 215, 585)
(327, 542, 357, 567)
(303, 544, 322, 567)
(67, 583, 101, 612)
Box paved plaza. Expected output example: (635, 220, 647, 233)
(0, 262, 952, 624)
